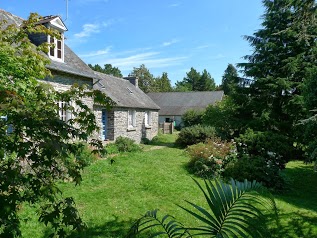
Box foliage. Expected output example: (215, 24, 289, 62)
(186, 138, 236, 178)
(175, 125, 215, 147)
(302, 68, 317, 166)
(182, 109, 204, 127)
(220, 63, 239, 95)
(236, 128, 294, 169)
(174, 68, 216, 92)
(128, 210, 189, 238)
(0, 13, 113, 237)
(88, 63, 123, 78)
(129, 64, 156, 93)
(129, 178, 277, 238)
(224, 155, 285, 190)
(104, 142, 119, 155)
(221, 128, 296, 189)
(234, 0, 317, 163)
(203, 97, 240, 139)
(114, 136, 142, 153)
(154, 72, 173, 92)
(68, 143, 99, 167)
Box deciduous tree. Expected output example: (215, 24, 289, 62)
(129, 64, 155, 93)
(0, 13, 113, 237)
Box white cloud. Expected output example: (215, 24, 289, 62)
(102, 53, 187, 71)
(74, 23, 100, 38)
(169, 3, 181, 7)
(162, 39, 179, 47)
(82, 47, 187, 72)
(80, 47, 112, 57)
(72, 19, 114, 41)
(194, 44, 210, 50)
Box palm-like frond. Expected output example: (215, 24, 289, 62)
(127, 179, 277, 238)
(178, 178, 277, 238)
(127, 209, 191, 238)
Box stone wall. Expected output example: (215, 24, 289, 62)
(40, 72, 100, 138)
(112, 108, 159, 143)
(40, 72, 159, 144)
(41, 72, 93, 91)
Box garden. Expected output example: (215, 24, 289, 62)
(18, 133, 317, 237)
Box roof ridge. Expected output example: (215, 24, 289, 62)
(0, 8, 24, 21)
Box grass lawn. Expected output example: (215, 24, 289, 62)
(20, 134, 317, 237)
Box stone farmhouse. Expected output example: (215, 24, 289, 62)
(0, 9, 160, 143)
(147, 91, 224, 128)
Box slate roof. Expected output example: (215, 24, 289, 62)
(147, 91, 224, 116)
(0, 9, 159, 110)
(0, 9, 97, 80)
(94, 72, 160, 110)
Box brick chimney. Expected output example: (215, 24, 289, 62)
(124, 76, 138, 88)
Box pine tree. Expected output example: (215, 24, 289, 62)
(155, 72, 173, 92)
(236, 0, 317, 160)
(221, 64, 238, 95)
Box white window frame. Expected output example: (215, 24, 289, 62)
(144, 111, 151, 127)
(57, 101, 71, 122)
(128, 110, 136, 129)
(48, 34, 64, 62)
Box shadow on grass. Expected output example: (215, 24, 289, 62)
(42, 216, 152, 238)
(268, 211, 317, 238)
(274, 162, 317, 212)
(149, 141, 178, 148)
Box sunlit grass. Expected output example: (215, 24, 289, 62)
(20, 134, 317, 237)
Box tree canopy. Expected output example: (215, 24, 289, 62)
(220, 64, 239, 95)
(129, 64, 156, 93)
(174, 67, 216, 92)
(0, 13, 113, 237)
(203, 0, 317, 185)
(88, 63, 123, 78)
(154, 72, 173, 92)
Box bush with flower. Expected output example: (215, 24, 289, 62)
(186, 137, 236, 178)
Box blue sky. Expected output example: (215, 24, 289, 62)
(1, 0, 264, 86)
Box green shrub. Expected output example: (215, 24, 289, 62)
(114, 136, 142, 152)
(176, 125, 216, 147)
(104, 143, 119, 155)
(236, 129, 292, 169)
(222, 128, 292, 189)
(186, 138, 236, 178)
(223, 155, 285, 190)
(182, 109, 204, 127)
(70, 143, 99, 167)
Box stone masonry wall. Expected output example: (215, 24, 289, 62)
(39, 73, 101, 139)
(113, 108, 159, 143)
(40, 73, 159, 144)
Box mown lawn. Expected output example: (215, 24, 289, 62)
(20, 134, 317, 237)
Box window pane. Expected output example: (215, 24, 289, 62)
(57, 49, 62, 59)
(57, 40, 62, 49)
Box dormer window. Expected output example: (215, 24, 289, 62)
(32, 15, 68, 63)
(48, 33, 64, 62)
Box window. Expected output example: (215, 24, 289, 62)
(128, 110, 136, 128)
(48, 34, 64, 62)
(144, 111, 151, 126)
(57, 101, 71, 122)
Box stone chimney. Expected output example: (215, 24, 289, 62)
(124, 76, 138, 88)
